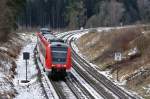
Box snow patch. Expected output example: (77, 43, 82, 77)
(71, 68, 104, 99)
(71, 34, 141, 98)
(0, 47, 7, 51)
(13, 34, 46, 99)
(143, 84, 150, 95)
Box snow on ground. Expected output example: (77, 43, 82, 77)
(71, 68, 104, 99)
(71, 30, 88, 40)
(69, 29, 142, 98)
(56, 27, 146, 98)
(72, 58, 119, 99)
(63, 31, 118, 99)
(0, 77, 15, 94)
(143, 84, 150, 95)
(69, 28, 128, 86)
(0, 34, 24, 98)
(36, 57, 59, 99)
(60, 81, 77, 99)
(57, 30, 105, 99)
(13, 34, 46, 99)
(0, 47, 8, 51)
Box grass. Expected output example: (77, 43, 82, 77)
(0, 33, 24, 98)
(143, 96, 150, 99)
(77, 24, 150, 97)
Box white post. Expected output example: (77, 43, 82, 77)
(114, 52, 122, 81)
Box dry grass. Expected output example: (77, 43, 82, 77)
(77, 26, 144, 66)
(126, 75, 150, 98)
(78, 25, 150, 66)
(0, 33, 24, 98)
(0, 33, 24, 76)
(77, 25, 150, 97)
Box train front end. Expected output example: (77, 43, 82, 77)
(49, 42, 72, 78)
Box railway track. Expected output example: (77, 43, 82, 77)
(66, 73, 95, 99)
(34, 49, 75, 99)
(49, 72, 96, 99)
(58, 32, 118, 99)
(72, 59, 116, 99)
(34, 50, 59, 99)
(70, 39, 137, 99)
(34, 29, 138, 99)
(57, 30, 138, 99)
(50, 79, 76, 99)
(34, 48, 95, 99)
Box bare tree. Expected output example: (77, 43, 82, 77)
(0, 0, 12, 41)
(85, 0, 124, 27)
(137, 0, 150, 23)
(109, 0, 124, 26)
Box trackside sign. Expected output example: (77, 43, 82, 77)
(114, 52, 122, 61)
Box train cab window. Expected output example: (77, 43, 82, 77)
(42, 31, 50, 35)
(51, 47, 68, 64)
(40, 28, 52, 35)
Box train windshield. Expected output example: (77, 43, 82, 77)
(51, 47, 68, 64)
(41, 31, 51, 35)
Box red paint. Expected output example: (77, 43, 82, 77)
(36, 31, 72, 72)
(66, 48, 72, 70)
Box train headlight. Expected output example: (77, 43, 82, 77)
(64, 65, 66, 67)
(52, 64, 55, 67)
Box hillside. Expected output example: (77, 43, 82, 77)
(77, 25, 150, 98)
(0, 33, 24, 98)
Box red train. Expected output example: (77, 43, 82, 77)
(36, 32, 72, 78)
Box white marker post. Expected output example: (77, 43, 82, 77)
(114, 52, 122, 81)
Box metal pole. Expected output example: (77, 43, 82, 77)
(117, 64, 118, 81)
(26, 60, 28, 81)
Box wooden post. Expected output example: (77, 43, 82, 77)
(114, 52, 122, 81)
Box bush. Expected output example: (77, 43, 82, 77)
(110, 28, 142, 51)
(0, 0, 12, 42)
(0, 0, 25, 42)
(88, 28, 98, 33)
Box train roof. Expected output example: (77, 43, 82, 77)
(43, 34, 56, 40)
(50, 42, 68, 47)
(40, 28, 50, 31)
(40, 28, 52, 35)
(49, 38, 64, 43)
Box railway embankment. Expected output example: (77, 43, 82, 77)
(76, 25, 150, 98)
(0, 33, 24, 98)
